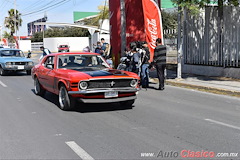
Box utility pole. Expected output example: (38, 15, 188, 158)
(14, 0, 17, 36)
(157, 0, 161, 9)
(0, 26, 2, 42)
(120, 0, 126, 57)
(177, 6, 182, 79)
(177, 7, 186, 79)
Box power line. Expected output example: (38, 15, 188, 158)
(21, 0, 46, 10)
(21, 0, 56, 13)
(22, 0, 71, 16)
(0, 1, 12, 21)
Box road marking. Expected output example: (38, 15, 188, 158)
(205, 119, 240, 130)
(0, 80, 7, 87)
(65, 141, 94, 160)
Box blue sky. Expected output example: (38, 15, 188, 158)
(0, 0, 105, 36)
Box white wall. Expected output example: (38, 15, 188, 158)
(43, 37, 89, 53)
(18, 40, 31, 52)
(92, 33, 110, 45)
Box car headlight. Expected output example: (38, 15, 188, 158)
(5, 62, 12, 65)
(79, 81, 88, 90)
(28, 62, 34, 66)
(130, 79, 138, 88)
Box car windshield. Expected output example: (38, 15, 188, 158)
(60, 45, 68, 48)
(0, 50, 25, 57)
(58, 54, 109, 70)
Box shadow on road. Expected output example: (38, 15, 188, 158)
(74, 103, 134, 113)
(1, 71, 31, 77)
(31, 89, 134, 113)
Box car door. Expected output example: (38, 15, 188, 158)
(39, 56, 56, 93)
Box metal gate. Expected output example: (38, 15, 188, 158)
(184, 6, 240, 68)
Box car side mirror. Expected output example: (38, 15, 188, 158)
(46, 64, 54, 69)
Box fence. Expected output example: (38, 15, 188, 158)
(184, 6, 240, 68)
(31, 42, 43, 51)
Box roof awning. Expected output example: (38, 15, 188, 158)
(34, 22, 109, 33)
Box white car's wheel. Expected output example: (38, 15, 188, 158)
(0, 67, 6, 76)
(34, 77, 45, 96)
(59, 85, 75, 111)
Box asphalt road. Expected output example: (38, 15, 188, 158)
(0, 58, 240, 159)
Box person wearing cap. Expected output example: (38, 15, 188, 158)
(39, 46, 51, 60)
(139, 41, 150, 89)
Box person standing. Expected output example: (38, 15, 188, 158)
(140, 41, 150, 88)
(39, 46, 51, 60)
(153, 38, 166, 90)
(131, 47, 140, 74)
(100, 38, 108, 51)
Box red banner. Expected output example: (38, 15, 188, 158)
(109, 0, 121, 66)
(142, 0, 163, 62)
(125, 0, 145, 48)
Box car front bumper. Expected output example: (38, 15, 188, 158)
(77, 95, 137, 103)
(3, 65, 33, 71)
(68, 88, 138, 103)
(68, 88, 139, 95)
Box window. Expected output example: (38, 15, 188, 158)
(43, 56, 55, 69)
(57, 54, 109, 70)
(0, 50, 24, 57)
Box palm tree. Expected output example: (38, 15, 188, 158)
(82, 1, 109, 27)
(4, 9, 22, 43)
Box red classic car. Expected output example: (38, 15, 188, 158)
(32, 52, 140, 110)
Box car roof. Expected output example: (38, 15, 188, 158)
(0, 48, 22, 51)
(50, 52, 101, 56)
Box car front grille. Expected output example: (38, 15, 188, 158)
(87, 79, 132, 89)
(15, 62, 26, 65)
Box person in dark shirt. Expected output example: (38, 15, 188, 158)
(153, 38, 166, 90)
(94, 41, 102, 54)
(140, 41, 150, 88)
(39, 46, 51, 60)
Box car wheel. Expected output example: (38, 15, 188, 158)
(59, 85, 75, 111)
(120, 100, 135, 108)
(26, 70, 31, 75)
(0, 67, 6, 76)
(34, 77, 45, 96)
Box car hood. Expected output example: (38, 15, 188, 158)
(64, 68, 139, 80)
(0, 57, 33, 63)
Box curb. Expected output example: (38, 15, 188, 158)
(150, 78, 240, 98)
(166, 80, 240, 98)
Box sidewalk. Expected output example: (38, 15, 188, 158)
(149, 69, 240, 97)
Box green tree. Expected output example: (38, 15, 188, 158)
(31, 27, 89, 42)
(3, 31, 15, 43)
(162, 10, 178, 38)
(31, 32, 43, 42)
(82, 0, 109, 27)
(171, 0, 239, 14)
(4, 9, 22, 43)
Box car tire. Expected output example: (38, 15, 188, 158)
(0, 67, 6, 76)
(59, 84, 75, 111)
(34, 77, 45, 96)
(26, 70, 31, 75)
(120, 100, 135, 108)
